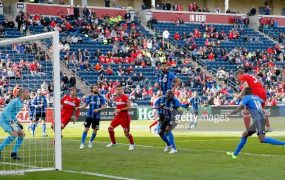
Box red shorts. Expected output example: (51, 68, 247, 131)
(253, 92, 266, 108)
(110, 114, 131, 132)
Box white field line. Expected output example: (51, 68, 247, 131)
(62, 170, 139, 180)
(66, 139, 285, 158)
(0, 162, 138, 180)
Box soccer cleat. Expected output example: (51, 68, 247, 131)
(266, 127, 273, 133)
(169, 148, 177, 154)
(226, 152, 238, 159)
(11, 152, 21, 160)
(164, 145, 172, 152)
(42, 134, 48, 137)
(129, 144, 136, 151)
(80, 144, 84, 150)
(106, 143, 116, 148)
(88, 141, 93, 148)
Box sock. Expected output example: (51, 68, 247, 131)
(90, 132, 96, 142)
(0, 136, 16, 151)
(81, 132, 87, 144)
(127, 133, 134, 145)
(42, 124, 46, 135)
(12, 136, 24, 153)
(160, 133, 171, 146)
(108, 128, 116, 144)
(31, 124, 36, 136)
(167, 131, 176, 150)
(234, 137, 247, 156)
(263, 137, 285, 145)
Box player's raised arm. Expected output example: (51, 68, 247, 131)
(172, 77, 180, 92)
(229, 104, 245, 116)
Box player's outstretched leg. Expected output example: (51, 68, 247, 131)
(259, 134, 285, 146)
(149, 120, 159, 133)
(107, 126, 117, 147)
(227, 131, 253, 159)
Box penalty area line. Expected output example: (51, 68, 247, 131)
(66, 139, 285, 158)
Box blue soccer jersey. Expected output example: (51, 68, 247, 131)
(32, 95, 48, 115)
(0, 97, 23, 123)
(157, 71, 176, 95)
(86, 94, 106, 119)
(240, 95, 263, 112)
(27, 100, 35, 119)
(189, 97, 201, 111)
(155, 96, 181, 120)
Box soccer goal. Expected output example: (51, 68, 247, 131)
(0, 31, 62, 173)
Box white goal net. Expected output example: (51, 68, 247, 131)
(0, 31, 61, 173)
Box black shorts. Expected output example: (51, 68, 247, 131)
(84, 117, 100, 130)
(35, 113, 46, 121)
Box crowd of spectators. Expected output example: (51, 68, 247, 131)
(11, 4, 284, 106)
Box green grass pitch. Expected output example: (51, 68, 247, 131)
(0, 119, 285, 180)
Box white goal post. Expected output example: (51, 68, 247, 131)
(0, 31, 62, 171)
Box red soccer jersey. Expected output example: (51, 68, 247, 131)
(115, 94, 129, 116)
(61, 95, 80, 121)
(239, 74, 266, 95)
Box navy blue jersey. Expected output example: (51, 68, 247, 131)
(86, 94, 106, 119)
(189, 97, 201, 110)
(155, 96, 181, 121)
(32, 95, 48, 115)
(27, 99, 35, 117)
(157, 71, 176, 95)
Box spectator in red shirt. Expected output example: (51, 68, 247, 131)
(30, 61, 38, 76)
(208, 52, 215, 60)
(194, 29, 201, 38)
(65, 21, 73, 31)
(173, 32, 180, 41)
(105, 65, 113, 75)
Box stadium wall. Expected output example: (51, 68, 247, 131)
(4, 0, 285, 15)
(150, 10, 245, 24)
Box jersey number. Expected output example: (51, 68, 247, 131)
(253, 100, 262, 111)
(249, 75, 258, 83)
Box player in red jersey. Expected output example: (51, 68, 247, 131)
(235, 69, 272, 131)
(51, 87, 80, 131)
(106, 85, 135, 150)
